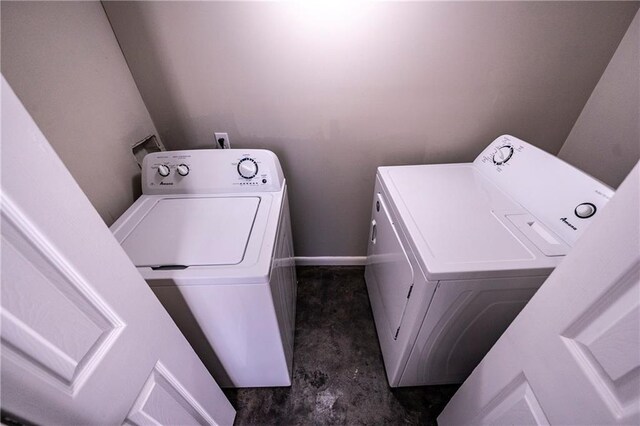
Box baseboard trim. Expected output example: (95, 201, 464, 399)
(295, 256, 367, 266)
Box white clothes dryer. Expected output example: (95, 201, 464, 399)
(365, 135, 614, 386)
(111, 149, 296, 388)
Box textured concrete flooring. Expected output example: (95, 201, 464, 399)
(223, 266, 459, 425)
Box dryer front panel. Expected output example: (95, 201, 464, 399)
(399, 274, 547, 386)
(366, 190, 414, 340)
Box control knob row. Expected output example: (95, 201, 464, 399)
(157, 164, 189, 177)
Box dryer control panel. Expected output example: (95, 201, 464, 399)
(142, 149, 285, 194)
(474, 135, 614, 246)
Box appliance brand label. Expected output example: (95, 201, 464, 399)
(560, 217, 577, 230)
(159, 181, 174, 186)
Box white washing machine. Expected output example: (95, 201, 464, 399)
(111, 149, 296, 388)
(365, 135, 614, 387)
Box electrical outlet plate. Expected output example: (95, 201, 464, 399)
(214, 132, 231, 149)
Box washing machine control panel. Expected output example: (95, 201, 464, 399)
(474, 135, 614, 246)
(142, 149, 285, 195)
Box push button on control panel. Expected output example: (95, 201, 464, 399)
(575, 202, 596, 219)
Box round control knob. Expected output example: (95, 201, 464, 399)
(157, 164, 170, 177)
(575, 202, 596, 219)
(237, 158, 258, 179)
(493, 144, 514, 165)
(177, 164, 190, 176)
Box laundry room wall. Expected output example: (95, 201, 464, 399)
(102, 1, 638, 258)
(558, 11, 640, 189)
(1, 1, 159, 225)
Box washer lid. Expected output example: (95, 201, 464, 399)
(121, 197, 260, 267)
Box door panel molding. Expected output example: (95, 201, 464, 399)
(561, 261, 640, 419)
(125, 362, 215, 426)
(1, 194, 125, 396)
(472, 372, 549, 425)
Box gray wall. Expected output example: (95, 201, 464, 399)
(559, 11, 640, 189)
(103, 1, 637, 257)
(1, 1, 159, 225)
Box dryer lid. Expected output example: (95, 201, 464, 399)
(121, 197, 260, 267)
(381, 164, 562, 280)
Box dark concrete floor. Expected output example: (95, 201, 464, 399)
(223, 266, 459, 425)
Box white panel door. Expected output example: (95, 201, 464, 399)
(0, 76, 235, 425)
(438, 163, 639, 425)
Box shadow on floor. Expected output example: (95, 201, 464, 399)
(223, 266, 459, 425)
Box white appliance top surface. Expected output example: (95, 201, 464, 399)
(377, 135, 614, 280)
(385, 164, 537, 267)
(379, 164, 569, 280)
(121, 197, 260, 267)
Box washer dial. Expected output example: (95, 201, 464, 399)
(157, 164, 170, 177)
(177, 164, 190, 176)
(237, 158, 258, 179)
(493, 144, 514, 166)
